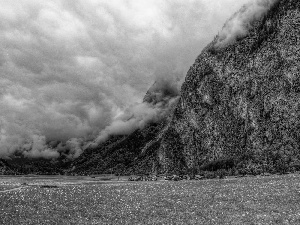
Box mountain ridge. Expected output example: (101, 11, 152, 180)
(154, 0, 300, 174)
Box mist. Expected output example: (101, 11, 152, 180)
(0, 0, 252, 159)
(215, 0, 279, 48)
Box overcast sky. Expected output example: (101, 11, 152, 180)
(0, 0, 251, 159)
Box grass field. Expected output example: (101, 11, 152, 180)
(1, 174, 300, 224)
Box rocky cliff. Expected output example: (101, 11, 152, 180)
(154, 0, 300, 174)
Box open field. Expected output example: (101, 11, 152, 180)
(1, 174, 300, 224)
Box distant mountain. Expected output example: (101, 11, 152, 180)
(0, 157, 69, 175)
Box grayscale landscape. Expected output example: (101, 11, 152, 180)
(1, 0, 300, 224)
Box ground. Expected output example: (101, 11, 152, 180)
(1, 174, 300, 224)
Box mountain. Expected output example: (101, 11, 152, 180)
(72, 0, 300, 176)
(154, 0, 300, 174)
(69, 81, 179, 175)
(3, 0, 300, 176)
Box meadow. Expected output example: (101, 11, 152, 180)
(1, 174, 300, 224)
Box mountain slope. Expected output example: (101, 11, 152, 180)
(68, 0, 300, 176)
(155, 0, 300, 174)
(70, 122, 163, 175)
(0, 159, 16, 175)
(70, 81, 179, 175)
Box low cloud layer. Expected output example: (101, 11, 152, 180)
(215, 0, 278, 48)
(0, 0, 250, 159)
(90, 78, 180, 148)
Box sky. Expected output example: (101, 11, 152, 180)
(0, 0, 254, 159)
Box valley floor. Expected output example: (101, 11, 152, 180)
(1, 174, 300, 224)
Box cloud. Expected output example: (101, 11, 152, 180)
(22, 135, 60, 159)
(0, 0, 250, 159)
(90, 78, 180, 147)
(215, 0, 278, 48)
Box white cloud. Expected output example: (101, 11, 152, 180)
(0, 0, 250, 159)
(215, 0, 278, 48)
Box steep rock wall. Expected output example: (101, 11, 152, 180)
(158, 0, 300, 173)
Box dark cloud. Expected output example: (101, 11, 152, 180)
(0, 0, 250, 159)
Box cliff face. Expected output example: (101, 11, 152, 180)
(156, 0, 300, 173)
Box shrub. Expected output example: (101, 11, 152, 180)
(275, 159, 289, 174)
(238, 167, 247, 176)
(236, 160, 265, 176)
(289, 160, 300, 171)
(202, 171, 218, 179)
(216, 169, 227, 179)
(247, 163, 263, 176)
(228, 167, 239, 176)
(264, 163, 276, 174)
